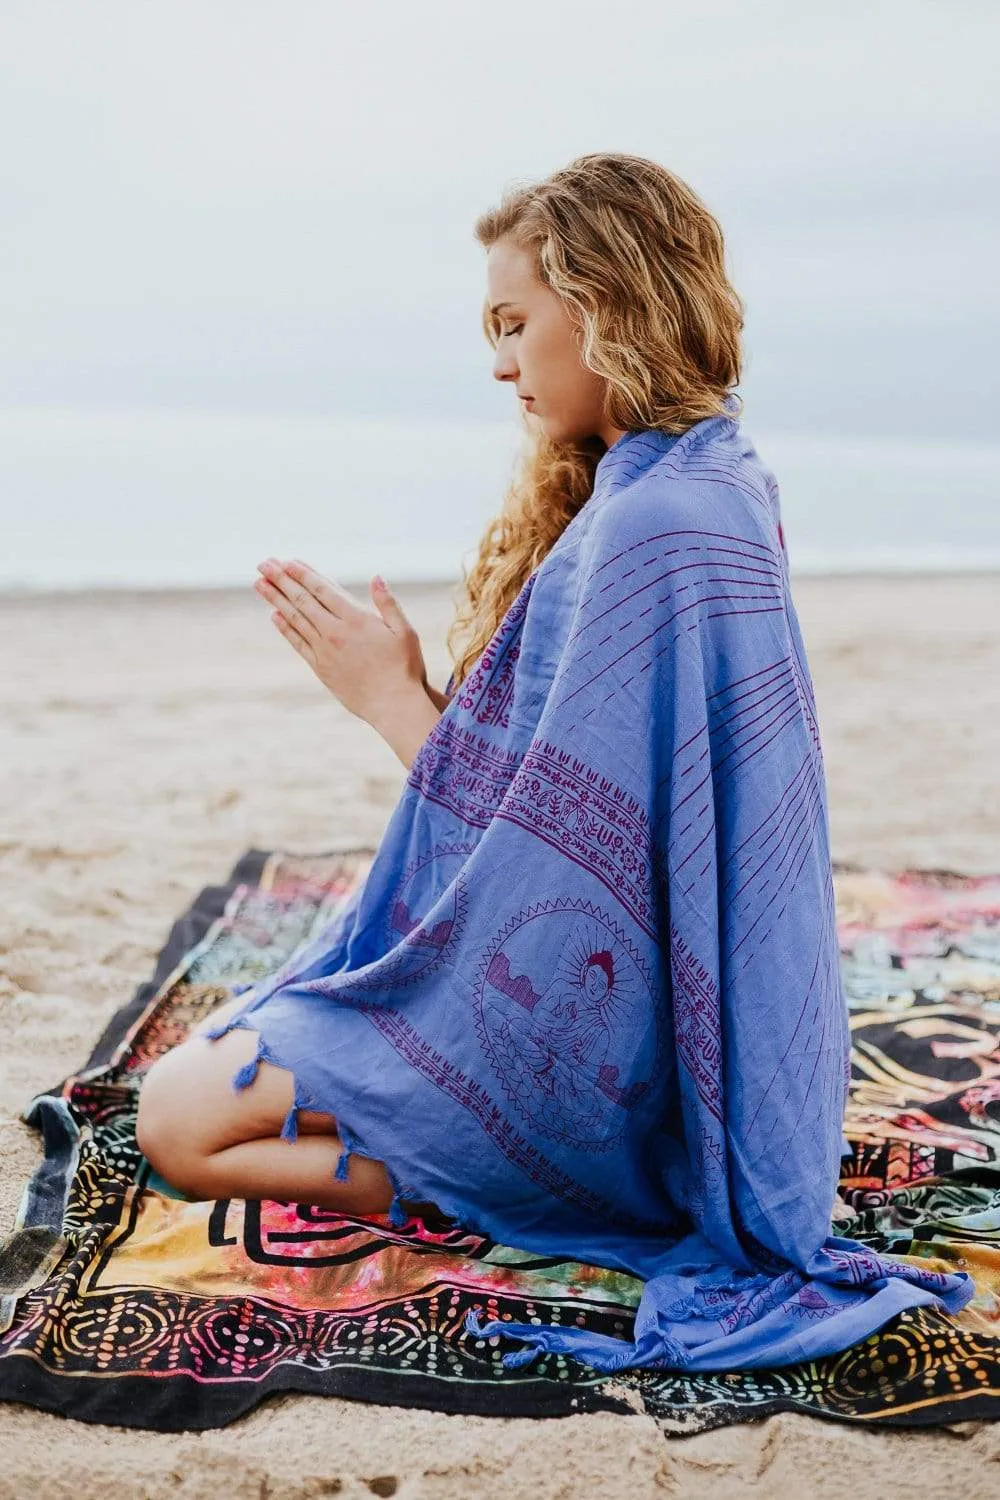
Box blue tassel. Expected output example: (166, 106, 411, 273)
(333, 1145, 351, 1181)
(464, 1306, 686, 1373)
(656, 1334, 691, 1369)
(200, 1021, 230, 1042)
(280, 1103, 299, 1143)
(388, 1194, 409, 1227)
(466, 1308, 547, 1366)
(230, 1037, 263, 1091)
(501, 1343, 543, 1370)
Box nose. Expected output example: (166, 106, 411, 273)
(493, 342, 518, 384)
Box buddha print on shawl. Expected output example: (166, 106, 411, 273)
(206, 401, 973, 1374)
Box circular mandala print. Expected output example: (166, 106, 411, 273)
(474, 898, 661, 1151)
(368, 840, 473, 987)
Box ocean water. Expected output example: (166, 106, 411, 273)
(1, 409, 998, 593)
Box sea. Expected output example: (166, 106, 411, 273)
(2, 408, 998, 593)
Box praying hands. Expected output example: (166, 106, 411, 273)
(253, 558, 443, 769)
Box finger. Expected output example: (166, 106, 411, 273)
(254, 564, 325, 621)
(283, 559, 357, 619)
(259, 562, 342, 639)
(273, 609, 315, 664)
(272, 609, 316, 666)
(256, 574, 321, 644)
(370, 575, 411, 634)
(256, 564, 316, 619)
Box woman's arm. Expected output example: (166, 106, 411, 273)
(368, 683, 443, 771)
(423, 680, 453, 713)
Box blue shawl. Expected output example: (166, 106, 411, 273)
(214, 402, 973, 1374)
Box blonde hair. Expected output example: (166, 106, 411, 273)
(445, 150, 746, 692)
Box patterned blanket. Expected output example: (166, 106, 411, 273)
(0, 847, 997, 1435)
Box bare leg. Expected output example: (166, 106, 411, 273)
(137, 1010, 396, 1214)
(191, 1132, 396, 1214)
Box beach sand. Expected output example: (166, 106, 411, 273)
(1, 572, 999, 1497)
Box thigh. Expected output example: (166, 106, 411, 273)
(192, 994, 339, 1132)
(138, 1020, 339, 1159)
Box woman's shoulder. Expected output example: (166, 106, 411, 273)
(595, 426, 779, 559)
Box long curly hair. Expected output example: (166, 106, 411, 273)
(444, 151, 746, 692)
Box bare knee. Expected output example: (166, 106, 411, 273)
(135, 1023, 312, 1198)
(136, 995, 254, 1188)
(135, 1047, 216, 1196)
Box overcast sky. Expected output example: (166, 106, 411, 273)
(1, 0, 996, 441)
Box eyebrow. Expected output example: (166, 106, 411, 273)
(489, 301, 521, 315)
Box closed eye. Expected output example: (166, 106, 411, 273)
(501, 324, 524, 338)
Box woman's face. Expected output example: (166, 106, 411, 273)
(486, 238, 625, 449)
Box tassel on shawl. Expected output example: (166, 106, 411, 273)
(387, 1195, 410, 1228)
(332, 1120, 364, 1182)
(463, 1306, 692, 1373)
(229, 1033, 266, 1091)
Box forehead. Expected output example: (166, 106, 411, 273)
(485, 240, 540, 307)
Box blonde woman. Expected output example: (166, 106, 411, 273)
(136, 153, 971, 1374)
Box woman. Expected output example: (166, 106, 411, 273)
(136, 152, 972, 1373)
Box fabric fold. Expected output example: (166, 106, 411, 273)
(203, 402, 973, 1372)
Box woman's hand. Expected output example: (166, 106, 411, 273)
(254, 556, 430, 728)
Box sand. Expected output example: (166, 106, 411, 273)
(1, 572, 999, 1497)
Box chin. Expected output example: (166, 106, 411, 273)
(531, 413, 572, 444)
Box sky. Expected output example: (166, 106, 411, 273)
(0, 0, 996, 443)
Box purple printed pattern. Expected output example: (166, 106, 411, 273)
(407, 720, 527, 828)
(670, 926, 724, 1125)
(473, 898, 660, 1150)
(624, 529, 845, 1167)
(497, 742, 656, 938)
(785, 614, 822, 754)
(671, 646, 827, 921)
(710, 1266, 803, 1338)
(718, 1270, 806, 1335)
(454, 573, 537, 727)
(350, 996, 653, 1231)
(823, 1244, 951, 1292)
(371, 840, 474, 986)
(559, 526, 785, 734)
(788, 1285, 839, 1321)
(409, 723, 657, 936)
(406, 719, 523, 826)
(643, 444, 781, 529)
(735, 863, 845, 1164)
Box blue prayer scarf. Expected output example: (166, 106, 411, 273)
(214, 402, 973, 1373)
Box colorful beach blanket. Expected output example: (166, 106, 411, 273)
(0, 845, 998, 1435)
